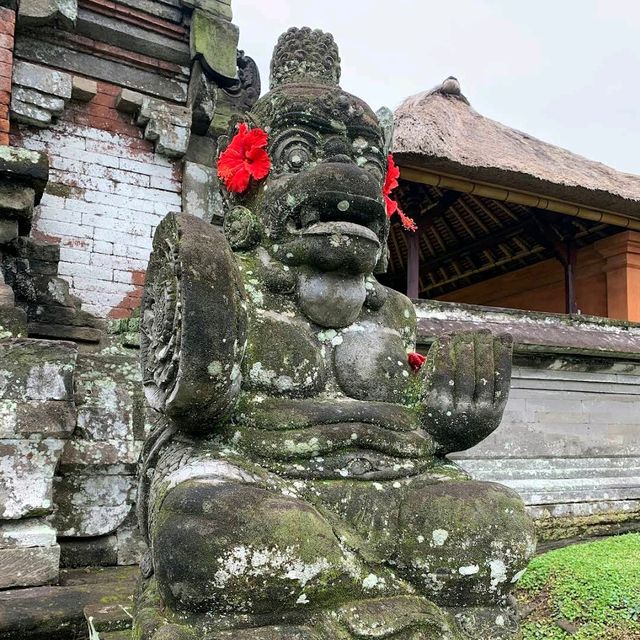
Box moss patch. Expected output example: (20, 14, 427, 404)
(516, 534, 640, 640)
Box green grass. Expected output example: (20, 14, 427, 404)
(516, 533, 640, 640)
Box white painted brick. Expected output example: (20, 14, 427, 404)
(92, 226, 153, 250)
(60, 236, 92, 250)
(93, 240, 113, 255)
(37, 219, 94, 239)
(72, 277, 131, 294)
(125, 244, 151, 260)
(54, 146, 119, 168)
(149, 176, 181, 192)
(59, 247, 91, 265)
(84, 190, 157, 213)
(77, 290, 129, 308)
(59, 262, 113, 281)
(82, 213, 149, 238)
(153, 201, 180, 216)
(49, 169, 115, 194)
(39, 194, 67, 209)
(113, 269, 133, 284)
(91, 252, 147, 271)
(37, 206, 82, 226)
(112, 183, 181, 205)
(119, 158, 175, 179)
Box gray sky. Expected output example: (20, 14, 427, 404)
(234, 0, 640, 175)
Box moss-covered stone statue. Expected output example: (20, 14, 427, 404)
(134, 27, 535, 640)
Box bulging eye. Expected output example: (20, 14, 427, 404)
(271, 129, 317, 172)
(286, 145, 311, 169)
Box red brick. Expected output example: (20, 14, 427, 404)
(0, 61, 12, 78)
(108, 307, 131, 320)
(0, 75, 10, 94)
(0, 33, 14, 48)
(0, 132, 8, 146)
(0, 119, 9, 134)
(131, 270, 146, 286)
(0, 48, 12, 65)
(92, 92, 118, 107)
(0, 8, 15, 29)
(0, 90, 10, 105)
(0, 104, 7, 120)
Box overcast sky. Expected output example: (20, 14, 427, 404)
(234, 0, 640, 175)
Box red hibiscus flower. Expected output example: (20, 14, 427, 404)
(383, 154, 416, 232)
(217, 123, 271, 193)
(407, 351, 426, 372)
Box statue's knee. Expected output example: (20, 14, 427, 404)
(395, 481, 536, 606)
(153, 481, 354, 614)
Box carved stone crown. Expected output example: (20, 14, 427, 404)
(270, 27, 341, 89)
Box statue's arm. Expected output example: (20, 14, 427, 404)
(141, 212, 247, 433)
(418, 330, 513, 455)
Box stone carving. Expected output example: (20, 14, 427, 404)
(135, 27, 535, 640)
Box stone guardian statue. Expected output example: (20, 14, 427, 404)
(135, 26, 535, 640)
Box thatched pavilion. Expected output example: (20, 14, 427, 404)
(384, 78, 640, 321)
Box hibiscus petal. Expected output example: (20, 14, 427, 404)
(246, 148, 271, 180)
(244, 127, 269, 149)
(226, 167, 251, 193)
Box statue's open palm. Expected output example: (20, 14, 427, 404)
(421, 330, 513, 454)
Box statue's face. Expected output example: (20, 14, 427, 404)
(246, 85, 389, 276)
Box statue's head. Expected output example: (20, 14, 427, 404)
(221, 27, 390, 279)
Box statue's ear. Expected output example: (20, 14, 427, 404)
(376, 106, 394, 156)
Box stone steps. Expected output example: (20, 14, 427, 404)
(0, 566, 137, 640)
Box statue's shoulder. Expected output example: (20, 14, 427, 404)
(367, 280, 416, 330)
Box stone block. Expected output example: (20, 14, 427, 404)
(0, 399, 76, 439)
(183, 0, 232, 20)
(60, 534, 117, 568)
(18, 0, 77, 29)
(115, 88, 143, 114)
(0, 519, 57, 548)
(182, 160, 223, 223)
(13, 60, 73, 100)
(84, 603, 132, 632)
(187, 59, 215, 135)
(0, 339, 77, 402)
(58, 439, 141, 470)
(0, 183, 36, 222)
(71, 76, 97, 102)
(51, 474, 136, 536)
(185, 133, 217, 166)
(137, 97, 191, 157)
(0, 306, 27, 337)
(190, 9, 239, 84)
(13, 86, 66, 115)
(0, 438, 65, 519)
(0, 544, 60, 588)
(0, 145, 49, 203)
(115, 513, 146, 565)
(0, 218, 18, 244)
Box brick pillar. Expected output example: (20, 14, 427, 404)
(0, 4, 15, 146)
(595, 231, 640, 322)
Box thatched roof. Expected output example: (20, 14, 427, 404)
(393, 80, 640, 219)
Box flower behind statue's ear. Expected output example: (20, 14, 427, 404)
(217, 123, 271, 193)
(383, 154, 416, 232)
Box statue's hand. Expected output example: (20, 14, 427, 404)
(421, 330, 513, 454)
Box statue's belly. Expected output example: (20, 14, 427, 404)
(333, 325, 412, 403)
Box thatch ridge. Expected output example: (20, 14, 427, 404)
(393, 84, 640, 219)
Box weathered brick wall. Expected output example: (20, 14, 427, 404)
(0, 5, 14, 145)
(10, 82, 182, 319)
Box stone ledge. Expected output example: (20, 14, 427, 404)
(0, 566, 137, 640)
